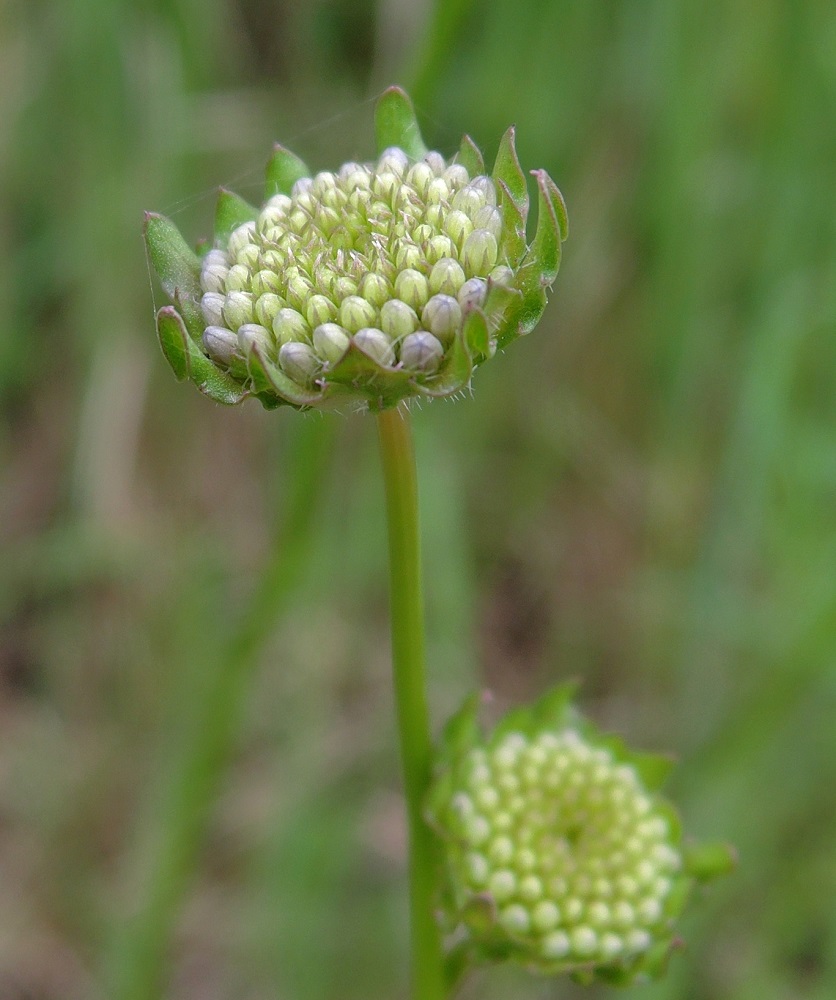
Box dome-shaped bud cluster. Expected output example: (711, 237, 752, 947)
(427, 687, 733, 984)
(144, 87, 567, 412)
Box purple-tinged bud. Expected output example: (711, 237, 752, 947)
(458, 277, 488, 312)
(223, 291, 254, 329)
(339, 295, 377, 333)
(273, 308, 311, 346)
(421, 294, 462, 346)
(201, 292, 226, 326)
(394, 268, 430, 312)
(380, 299, 419, 340)
(279, 341, 318, 385)
(400, 331, 444, 372)
(429, 257, 467, 296)
(354, 327, 395, 367)
(462, 229, 499, 276)
(202, 326, 240, 367)
(313, 322, 350, 365)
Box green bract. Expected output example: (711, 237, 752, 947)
(427, 686, 734, 985)
(144, 87, 567, 412)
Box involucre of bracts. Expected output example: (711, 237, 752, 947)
(144, 87, 567, 412)
(426, 686, 735, 985)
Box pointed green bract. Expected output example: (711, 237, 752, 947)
(492, 127, 528, 221)
(374, 86, 427, 159)
(144, 213, 201, 303)
(457, 134, 485, 176)
(214, 189, 258, 244)
(265, 144, 310, 198)
(530, 170, 566, 284)
(156, 306, 190, 381)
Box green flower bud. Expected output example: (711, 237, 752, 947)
(202, 325, 240, 367)
(427, 687, 733, 984)
(443, 209, 474, 250)
(399, 331, 444, 372)
(254, 292, 285, 329)
(223, 291, 254, 329)
(429, 258, 467, 297)
(237, 323, 274, 359)
(421, 294, 461, 346)
(358, 272, 392, 309)
(462, 229, 499, 276)
(489, 264, 515, 286)
(313, 322, 350, 365)
(225, 264, 251, 292)
(306, 293, 337, 329)
(273, 307, 310, 345)
(393, 269, 430, 312)
(339, 295, 377, 333)
(278, 340, 318, 385)
(145, 88, 568, 410)
(354, 327, 395, 367)
(380, 299, 419, 341)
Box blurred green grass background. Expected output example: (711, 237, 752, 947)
(1, 0, 835, 998)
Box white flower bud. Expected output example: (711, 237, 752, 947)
(377, 147, 409, 176)
(393, 268, 430, 312)
(353, 327, 395, 367)
(474, 205, 503, 240)
(443, 163, 470, 189)
(201, 292, 226, 326)
(203, 249, 229, 269)
(200, 262, 229, 293)
(202, 326, 239, 366)
(541, 930, 571, 959)
(290, 176, 313, 197)
(380, 299, 419, 340)
(422, 151, 446, 175)
(339, 295, 377, 333)
(223, 291, 254, 329)
(470, 175, 497, 205)
(421, 294, 461, 345)
(488, 870, 517, 902)
(273, 308, 311, 346)
(278, 341, 318, 384)
(429, 257, 467, 296)
(311, 171, 337, 196)
(313, 323, 350, 365)
(462, 229, 499, 276)
(266, 193, 292, 212)
(399, 331, 444, 372)
(500, 904, 531, 935)
(227, 221, 256, 258)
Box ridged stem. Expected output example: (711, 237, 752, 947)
(377, 405, 445, 1000)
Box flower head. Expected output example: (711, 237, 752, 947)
(144, 88, 567, 412)
(427, 686, 733, 984)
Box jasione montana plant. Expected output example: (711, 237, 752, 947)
(144, 89, 731, 998)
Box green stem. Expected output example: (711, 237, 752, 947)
(377, 405, 446, 1000)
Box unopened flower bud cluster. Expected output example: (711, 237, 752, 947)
(440, 728, 682, 969)
(199, 149, 506, 384)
